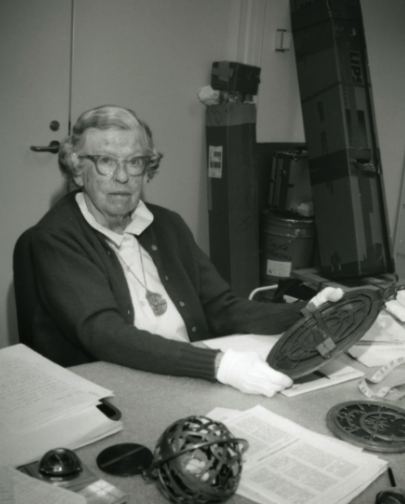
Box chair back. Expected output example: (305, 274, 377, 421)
(13, 227, 38, 349)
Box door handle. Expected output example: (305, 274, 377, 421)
(30, 140, 60, 154)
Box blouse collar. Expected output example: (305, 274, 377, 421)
(75, 191, 154, 247)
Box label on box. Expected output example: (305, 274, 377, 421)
(208, 145, 223, 178)
(266, 259, 291, 278)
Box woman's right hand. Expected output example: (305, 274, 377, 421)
(216, 348, 292, 397)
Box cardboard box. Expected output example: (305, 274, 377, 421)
(206, 103, 260, 297)
(293, 18, 371, 102)
(309, 151, 394, 277)
(290, 0, 362, 32)
(290, 0, 395, 278)
(292, 15, 376, 161)
(211, 61, 261, 95)
(301, 84, 375, 160)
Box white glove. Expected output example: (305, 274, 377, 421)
(216, 348, 293, 397)
(308, 286, 344, 310)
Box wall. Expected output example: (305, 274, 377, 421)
(70, 0, 242, 253)
(360, 0, 405, 243)
(0, 0, 72, 351)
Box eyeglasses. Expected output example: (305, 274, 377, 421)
(78, 154, 149, 177)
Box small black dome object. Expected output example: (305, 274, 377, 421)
(39, 448, 82, 477)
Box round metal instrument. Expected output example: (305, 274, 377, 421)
(326, 400, 405, 453)
(267, 288, 382, 379)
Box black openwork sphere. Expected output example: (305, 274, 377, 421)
(148, 415, 248, 504)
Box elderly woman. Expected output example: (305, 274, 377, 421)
(15, 105, 342, 397)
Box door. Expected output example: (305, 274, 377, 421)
(1, 0, 242, 350)
(0, 0, 71, 348)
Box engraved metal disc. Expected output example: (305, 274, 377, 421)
(326, 400, 405, 452)
(267, 288, 382, 379)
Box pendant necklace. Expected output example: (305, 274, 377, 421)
(111, 240, 168, 317)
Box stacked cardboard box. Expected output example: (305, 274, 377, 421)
(290, 0, 395, 278)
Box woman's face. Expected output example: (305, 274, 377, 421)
(74, 127, 148, 233)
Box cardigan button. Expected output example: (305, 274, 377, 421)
(191, 326, 197, 333)
(179, 301, 185, 307)
(165, 275, 169, 281)
(152, 245, 158, 251)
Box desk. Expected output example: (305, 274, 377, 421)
(71, 360, 404, 504)
(291, 268, 397, 292)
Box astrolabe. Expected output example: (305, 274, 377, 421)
(327, 400, 405, 452)
(267, 287, 382, 379)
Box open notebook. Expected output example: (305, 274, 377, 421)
(0, 344, 122, 467)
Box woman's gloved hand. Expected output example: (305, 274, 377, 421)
(216, 348, 292, 397)
(307, 286, 344, 310)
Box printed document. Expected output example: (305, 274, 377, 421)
(208, 405, 387, 504)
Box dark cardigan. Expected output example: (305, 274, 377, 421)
(18, 191, 304, 381)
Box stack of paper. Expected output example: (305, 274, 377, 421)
(0, 344, 122, 467)
(348, 310, 405, 367)
(208, 405, 387, 504)
(1, 465, 128, 504)
(0, 465, 86, 504)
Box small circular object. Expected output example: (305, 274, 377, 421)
(267, 288, 382, 379)
(97, 443, 153, 476)
(376, 489, 405, 504)
(39, 448, 82, 479)
(326, 400, 405, 452)
(49, 120, 60, 131)
(144, 415, 249, 504)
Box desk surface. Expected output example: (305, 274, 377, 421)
(71, 359, 404, 504)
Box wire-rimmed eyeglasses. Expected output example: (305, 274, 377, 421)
(78, 154, 149, 177)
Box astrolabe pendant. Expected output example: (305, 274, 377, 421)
(145, 290, 168, 316)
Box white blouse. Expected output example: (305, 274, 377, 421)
(75, 193, 189, 343)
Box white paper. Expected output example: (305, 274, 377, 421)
(202, 334, 282, 360)
(0, 345, 113, 432)
(0, 466, 86, 504)
(282, 360, 364, 397)
(0, 344, 122, 467)
(359, 310, 405, 343)
(207, 407, 363, 454)
(348, 311, 405, 366)
(205, 407, 242, 423)
(0, 404, 122, 467)
(348, 345, 405, 367)
(208, 405, 387, 504)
